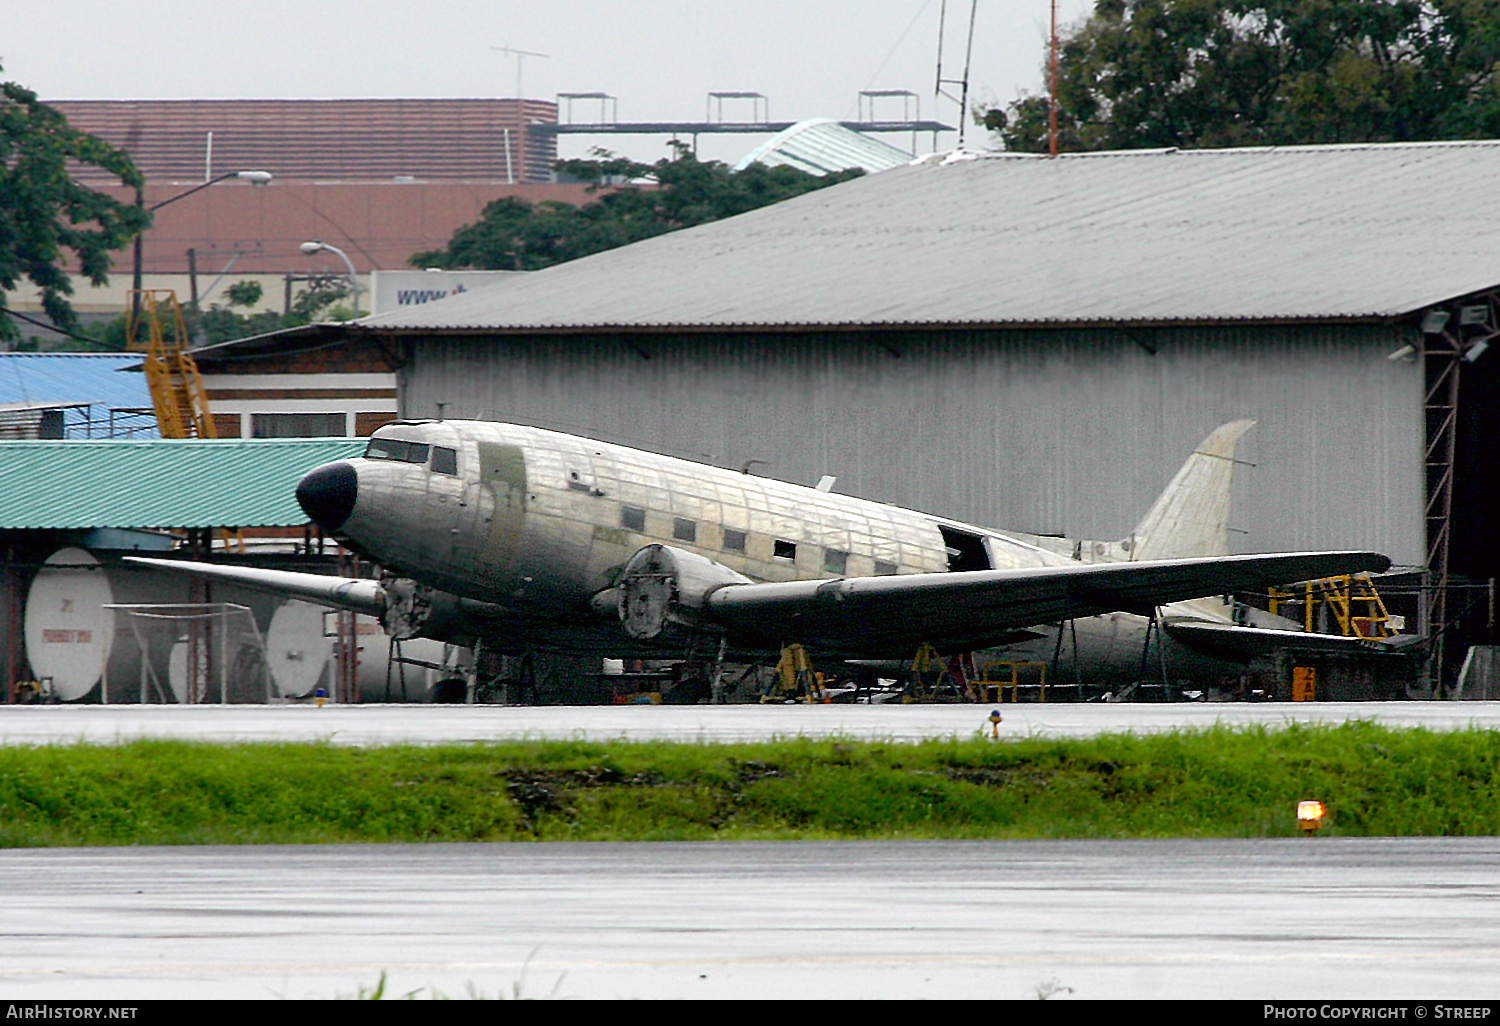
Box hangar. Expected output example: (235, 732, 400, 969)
(196, 141, 1500, 690)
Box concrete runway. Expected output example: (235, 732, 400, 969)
(5, 702, 1500, 1001)
(5, 700, 1500, 747)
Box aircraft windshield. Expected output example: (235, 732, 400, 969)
(364, 438, 431, 464)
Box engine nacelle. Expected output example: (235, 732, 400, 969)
(616, 544, 752, 641)
(380, 575, 491, 644)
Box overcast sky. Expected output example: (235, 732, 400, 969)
(3, 1, 1096, 162)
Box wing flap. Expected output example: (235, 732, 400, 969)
(704, 551, 1392, 656)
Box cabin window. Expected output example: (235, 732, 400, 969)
(823, 549, 848, 575)
(364, 438, 431, 464)
(774, 539, 797, 562)
(722, 528, 747, 553)
(431, 447, 458, 476)
(621, 506, 646, 532)
(673, 517, 697, 543)
(874, 560, 899, 576)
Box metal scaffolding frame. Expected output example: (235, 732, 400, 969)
(1417, 291, 1499, 692)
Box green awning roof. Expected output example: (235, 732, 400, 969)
(0, 437, 365, 530)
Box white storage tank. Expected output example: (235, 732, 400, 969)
(23, 548, 118, 702)
(24, 547, 265, 703)
(263, 600, 469, 702)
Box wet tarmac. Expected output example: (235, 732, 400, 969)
(3, 838, 1499, 1000)
(4, 700, 1500, 747)
(5, 702, 1499, 1000)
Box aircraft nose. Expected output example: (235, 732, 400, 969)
(297, 461, 358, 533)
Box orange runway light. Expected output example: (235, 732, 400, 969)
(1297, 800, 1327, 834)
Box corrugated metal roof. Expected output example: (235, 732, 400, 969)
(332, 141, 1500, 332)
(0, 354, 157, 438)
(0, 438, 365, 530)
(733, 118, 914, 175)
(52, 99, 560, 184)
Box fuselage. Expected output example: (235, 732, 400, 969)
(301, 419, 1088, 607)
(295, 419, 1242, 681)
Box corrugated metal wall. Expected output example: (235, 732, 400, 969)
(401, 323, 1425, 566)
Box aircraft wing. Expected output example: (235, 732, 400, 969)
(704, 551, 1393, 656)
(123, 557, 387, 616)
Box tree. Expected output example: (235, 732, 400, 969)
(224, 280, 264, 308)
(982, 1, 1500, 153)
(413, 145, 863, 271)
(1, 64, 149, 343)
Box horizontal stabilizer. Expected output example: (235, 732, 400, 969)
(1165, 618, 1422, 660)
(124, 557, 387, 617)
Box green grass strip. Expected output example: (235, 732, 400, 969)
(2, 720, 1499, 846)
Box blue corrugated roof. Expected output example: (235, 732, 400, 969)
(0, 437, 366, 530)
(0, 353, 158, 438)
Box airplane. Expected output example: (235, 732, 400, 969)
(127, 418, 1401, 698)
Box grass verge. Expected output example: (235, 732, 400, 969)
(2, 720, 1498, 846)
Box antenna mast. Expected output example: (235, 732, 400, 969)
(491, 45, 550, 98)
(935, 0, 978, 148)
(1049, 0, 1059, 156)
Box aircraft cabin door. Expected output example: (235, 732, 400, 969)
(938, 526, 993, 572)
(426, 443, 474, 573)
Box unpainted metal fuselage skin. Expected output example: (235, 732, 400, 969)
(309, 420, 1239, 681)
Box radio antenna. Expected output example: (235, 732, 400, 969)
(491, 45, 550, 99)
(934, 0, 978, 147)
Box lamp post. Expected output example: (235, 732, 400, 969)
(131, 170, 273, 298)
(299, 241, 362, 317)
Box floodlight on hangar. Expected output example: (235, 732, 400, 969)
(1459, 304, 1492, 327)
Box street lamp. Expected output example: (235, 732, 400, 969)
(299, 241, 362, 317)
(132, 170, 273, 298)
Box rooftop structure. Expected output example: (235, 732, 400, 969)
(733, 119, 914, 175)
(0, 354, 156, 439)
(297, 141, 1500, 334)
(0, 437, 365, 530)
(50, 98, 560, 184)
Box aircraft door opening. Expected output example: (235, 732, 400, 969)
(939, 526, 992, 572)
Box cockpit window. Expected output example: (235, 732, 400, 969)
(365, 438, 431, 464)
(431, 447, 458, 476)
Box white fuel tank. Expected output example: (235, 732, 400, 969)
(263, 600, 469, 702)
(23, 548, 118, 702)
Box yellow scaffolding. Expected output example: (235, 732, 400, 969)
(1269, 574, 1396, 639)
(976, 660, 1049, 703)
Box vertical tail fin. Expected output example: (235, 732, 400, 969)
(1126, 420, 1254, 561)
